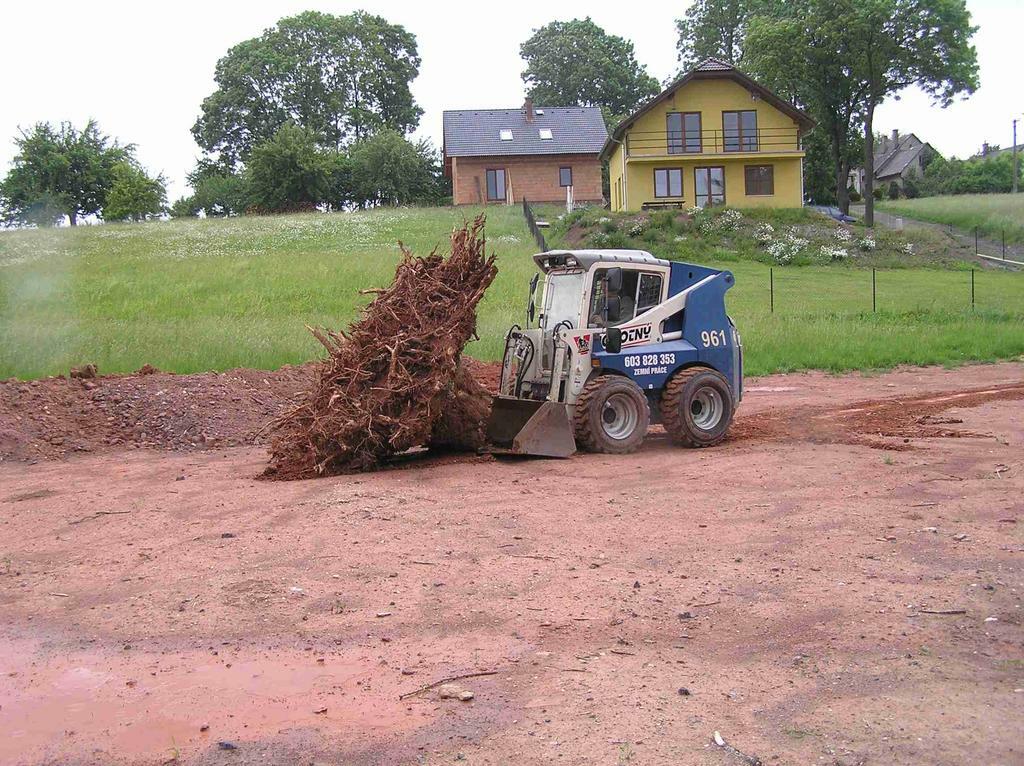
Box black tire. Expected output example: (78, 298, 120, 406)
(573, 376, 650, 454)
(661, 367, 734, 447)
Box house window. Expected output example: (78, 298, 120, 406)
(499, 129, 513, 141)
(669, 112, 702, 154)
(695, 167, 725, 207)
(723, 110, 758, 152)
(559, 167, 573, 187)
(654, 168, 683, 198)
(486, 169, 506, 202)
(539, 128, 553, 140)
(744, 165, 774, 195)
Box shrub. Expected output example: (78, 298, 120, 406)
(627, 219, 647, 237)
(873, 187, 884, 200)
(887, 181, 901, 200)
(848, 187, 862, 203)
(649, 210, 676, 230)
(819, 244, 851, 261)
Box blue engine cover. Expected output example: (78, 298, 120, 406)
(592, 263, 740, 398)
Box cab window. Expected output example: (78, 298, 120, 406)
(588, 269, 663, 327)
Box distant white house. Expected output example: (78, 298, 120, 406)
(850, 130, 938, 194)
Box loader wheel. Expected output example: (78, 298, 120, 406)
(661, 367, 734, 448)
(574, 376, 650, 454)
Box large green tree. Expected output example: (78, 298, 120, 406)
(520, 18, 659, 118)
(0, 120, 130, 226)
(349, 130, 446, 208)
(675, 0, 757, 70)
(103, 162, 167, 222)
(744, 3, 868, 212)
(245, 123, 332, 213)
(844, 0, 978, 226)
(193, 11, 422, 169)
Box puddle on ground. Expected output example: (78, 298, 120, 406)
(0, 637, 422, 763)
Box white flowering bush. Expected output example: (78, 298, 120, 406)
(718, 208, 743, 231)
(857, 236, 876, 251)
(820, 244, 851, 261)
(834, 226, 853, 243)
(673, 235, 687, 243)
(589, 232, 611, 247)
(755, 222, 775, 242)
(495, 233, 521, 244)
(901, 242, 915, 255)
(628, 220, 647, 237)
(686, 206, 702, 217)
(766, 240, 795, 265)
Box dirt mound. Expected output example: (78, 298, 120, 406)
(0, 366, 314, 462)
(264, 217, 498, 479)
(733, 381, 1024, 449)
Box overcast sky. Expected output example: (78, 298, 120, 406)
(1, 0, 1019, 201)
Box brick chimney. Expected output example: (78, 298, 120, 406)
(524, 97, 535, 123)
(891, 129, 899, 145)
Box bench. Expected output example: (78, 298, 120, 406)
(641, 201, 685, 211)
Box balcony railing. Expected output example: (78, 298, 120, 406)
(625, 127, 802, 158)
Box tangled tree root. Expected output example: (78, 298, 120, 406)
(263, 216, 497, 479)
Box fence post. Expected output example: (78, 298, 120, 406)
(770, 268, 774, 314)
(971, 269, 975, 311)
(872, 268, 876, 313)
(975, 227, 979, 254)
(1003, 229, 1006, 260)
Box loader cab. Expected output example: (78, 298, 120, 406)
(532, 250, 671, 334)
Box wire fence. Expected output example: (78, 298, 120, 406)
(521, 198, 548, 252)
(870, 209, 1024, 266)
(758, 266, 1023, 315)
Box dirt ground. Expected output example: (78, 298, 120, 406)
(1, 361, 1022, 766)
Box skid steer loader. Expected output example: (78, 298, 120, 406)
(486, 249, 742, 457)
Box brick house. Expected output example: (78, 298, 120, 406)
(442, 99, 608, 206)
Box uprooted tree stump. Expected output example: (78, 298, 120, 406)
(263, 216, 497, 479)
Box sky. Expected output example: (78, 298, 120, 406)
(1, 0, 1020, 202)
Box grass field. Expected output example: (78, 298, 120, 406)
(1, 206, 1022, 380)
(879, 193, 1024, 245)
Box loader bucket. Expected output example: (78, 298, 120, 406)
(486, 396, 576, 458)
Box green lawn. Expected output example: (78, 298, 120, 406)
(879, 194, 1024, 245)
(1, 206, 1022, 380)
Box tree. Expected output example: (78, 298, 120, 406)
(520, 18, 659, 117)
(846, 0, 978, 226)
(169, 195, 200, 218)
(103, 162, 167, 222)
(193, 11, 422, 168)
(349, 130, 446, 208)
(675, 0, 756, 70)
(0, 120, 130, 226)
(245, 123, 331, 213)
(744, 3, 868, 213)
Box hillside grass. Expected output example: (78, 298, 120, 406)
(1, 205, 1023, 380)
(879, 194, 1024, 245)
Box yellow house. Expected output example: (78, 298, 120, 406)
(602, 59, 814, 212)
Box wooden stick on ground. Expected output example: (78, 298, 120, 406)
(398, 669, 501, 700)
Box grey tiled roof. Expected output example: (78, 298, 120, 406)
(443, 106, 608, 158)
(875, 134, 926, 178)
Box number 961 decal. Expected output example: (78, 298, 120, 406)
(700, 330, 728, 348)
